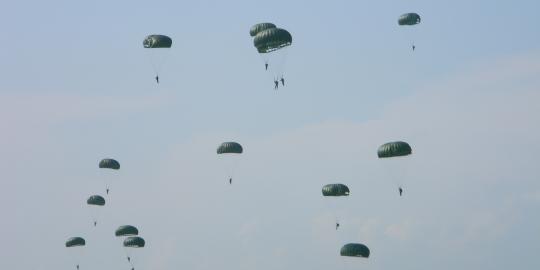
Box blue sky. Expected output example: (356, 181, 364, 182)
(1, 1, 540, 269)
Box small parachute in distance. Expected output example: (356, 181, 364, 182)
(377, 141, 412, 158)
(217, 142, 243, 154)
(143, 35, 172, 48)
(66, 237, 86, 247)
(124, 236, 145, 248)
(99, 158, 120, 170)
(322, 184, 350, 196)
(253, 28, 292, 53)
(115, 225, 139, 237)
(398, 13, 421, 25)
(340, 243, 370, 258)
(87, 195, 106, 206)
(250, 23, 277, 37)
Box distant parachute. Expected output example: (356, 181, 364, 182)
(115, 225, 139, 237)
(340, 243, 370, 258)
(66, 237, 85, 270)
(143, 34, 172, 84)
(217, 142, 243, 184)
(99, 158, 120, 170)
(66, 237, 86, 247)
(217, 142, 243, 154)
(99, 158, 120, 195)
(124, 236, 145, 270)
(398, 13, 421, 25)
(398, 13, 421, 51)
(253, 28, 292, 54)
(250, 23, 276, 37)
(377, 141, 412, 158)
(322, 184, 350, 196)
(87, 195, 105, 226)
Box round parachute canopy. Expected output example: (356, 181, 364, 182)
(398, 13, 421, 25)
(250, 22, 277, 37)
(115, 225, 139, 237)
(322, 184, 350, 196)
(143, 35, 172, 48)
(124, 236, 145, 248)
(66, 237, 86, 247)
(217, 142, 243, 154)
(253, 28, 292, 53)
(99, 158, 120, 170)
(87, 195, 105, 206)
(340, 243, 370, 258)
(377, 141, 412, 158)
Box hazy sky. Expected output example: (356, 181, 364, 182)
(1, 1, 540, 270)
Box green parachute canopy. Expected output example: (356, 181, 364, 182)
(124, 236, 145, 248)
(115, 225, 139, 237)
(340, 243, 370, 258)
(99, 158, 120, 170)
(87, 195, 105, 206)
(143, 35, 172, 48)
(250, 23, 277, 37)
(66, 237, 86, 247)
(377, 141, 412, 158)
(253, 28, 292, 53)
(217, 142, 243, 154)
(398, 13, 421, 25)
(322, 184, 350, 196)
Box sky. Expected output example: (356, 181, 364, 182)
(1, 0, 540, 269)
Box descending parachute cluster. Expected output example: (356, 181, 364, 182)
(63, 12, 426, 269)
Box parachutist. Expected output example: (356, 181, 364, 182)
(127, 256, 131, 262)
(265, 62, 268, 70)
(336, 223, 340, 230)
(229, 178, 232, 184)
(94, 221, 97, 227)
(106, 188, 109, 194)
(399, 187, 403, 196)
(274, 80, 279, 90)
(155, 76, 159, 84)
(76, 264, 79, 270)
(280, 77, 285, 86)
(412, 45, 415, 51)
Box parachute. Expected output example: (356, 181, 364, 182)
(377, 141, 413, 195)
(66, 237, 85, 270)
(217, 142, 243, 154)
(87, 195, 105, 226)
(398, 13, 421, 25)
(398, 13, 421, 51)
(98, 158, 120, 195)
(340, 243, 370, 258)
(115, 225, 139, 237)
(250, 23, 292, 88)
(143, 34, 172, 84)
(250, 23, 276, 37)
(322, 183, 350, 229)
(123, 236, 145, 270)
(99, 158, 120, 170)
(217, 142, 243, 184)
(322, 184, 350, 196)
(66, 237, 86, 247)
(377, 141, 412, 158)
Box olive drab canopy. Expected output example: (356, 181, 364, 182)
(253, 28, 292, 53)
(123, 236, 145, 248)
(377, 141, 412, 158)
(217, 142, 243, 154)
(65, 237, 86, 247)
(340, 243, 370, 258)
(250, 23, 277, 37)
(87, 195, 106, 206)
(143, 35, 173, 48)
(99, 158, 120, 170)
(322, 184, 350, 196)
(115, 225, 139, 237)
(398, 13, 421, 25)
